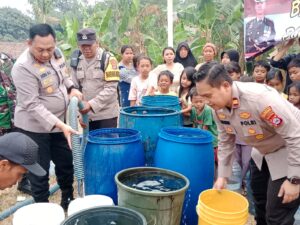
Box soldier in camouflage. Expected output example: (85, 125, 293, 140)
(0, 53, 15, 135)
(0, 52, 14, 76)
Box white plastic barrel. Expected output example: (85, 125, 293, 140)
(67, 195, 114, 216)
(13, 203, 65, 225)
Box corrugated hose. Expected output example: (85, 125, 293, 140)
(68, 96, 89, 197)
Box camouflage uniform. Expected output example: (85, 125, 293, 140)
(0, 52, 14, 76)
(0, 70, 16, 135)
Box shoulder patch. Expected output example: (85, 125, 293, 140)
(260, 106, 274, 120)
(104, 56, 120, 81)
(260, 106, 283, 127)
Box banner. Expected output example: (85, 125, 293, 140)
(244, 0, 300, 60)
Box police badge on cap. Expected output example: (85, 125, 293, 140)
(77, 28, 97, 45)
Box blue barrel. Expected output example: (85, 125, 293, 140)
(119, 81, 131, 107)
(84, 128, 145, 204)
(154, 127, 214, 225)
(119, 106, 182, 166)
(141, 95, 181, 111)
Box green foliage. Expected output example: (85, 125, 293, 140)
(29, 0, 53, 23)
(0, 7, 33, 41)
(56, 0, 244, 66)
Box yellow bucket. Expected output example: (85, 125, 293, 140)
(197, 189, 249, 225)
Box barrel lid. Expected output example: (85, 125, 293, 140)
(141, 95, 180, 105)
(120, 106, 180, 117)
(87, 128, 142, 144)
(158, 127, 213, 144)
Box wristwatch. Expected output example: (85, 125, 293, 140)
(287, 177, 300, 185)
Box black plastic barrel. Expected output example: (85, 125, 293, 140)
(61, 206, 147, 225)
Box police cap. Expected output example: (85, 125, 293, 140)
(77, 28, 97, 45)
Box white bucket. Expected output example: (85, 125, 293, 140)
(13, 203, 65, 225)
(67, 195, 114, 216)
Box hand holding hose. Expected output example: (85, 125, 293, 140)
(69, 88, 83, 101)
(55, 120, 79, 149)
(79, 101, 92, 114)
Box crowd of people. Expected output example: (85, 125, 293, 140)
(0, 20, 299, 225)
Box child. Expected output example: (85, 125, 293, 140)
(287, 58, 300, 82)
(225, 62, 241, 81)
(128, 56, 152, 106)
(266, 68, 287, 99)
(288, 81, 300, 109)
(178, 67, 196, 127)
(189, 87, 218, 163)
(252, 60, 270, 83)
(154, 70, 177, 96)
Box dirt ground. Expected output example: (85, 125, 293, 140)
(0, 176, 256, 225)
(0, 176, 73, 225)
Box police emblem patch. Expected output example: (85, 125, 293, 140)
(218, 113, 226, 119)
(232, 98, 239, 108)
(225, 126, 234, 134)
(270, 115, 283, 127)
(260, 106, 283, 127)
(104, 56, 120, 81)
(240, 112, 251, 119)
(255, 134, 264, 140)
(39, 67, 46, 73)
(46, 86, 53, 94)
(260, 106, 274, 120)
(248, 128, 256, 135)
(109, 58, 118, 70)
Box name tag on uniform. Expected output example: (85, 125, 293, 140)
(42, 77, 53, 87)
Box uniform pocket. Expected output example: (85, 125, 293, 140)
(76, 71, 85, 80)
(40, 74, 57, 95)
(41, 75, 54, 88)
(92, 70, 103, 79)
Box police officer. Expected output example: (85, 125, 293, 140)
(0, 132, 46, 190)
(195, 63, 300, 225)
(246, 0, 276, 54)
(71, 28, 120, 130)
(11, 24, 82, 210)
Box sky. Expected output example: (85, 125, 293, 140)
(0, 0, 97, 15)
(0, 0, 32, 15)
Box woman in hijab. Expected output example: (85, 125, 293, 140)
(220, 49, 240, 64)
(174, 42, 197, 68)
